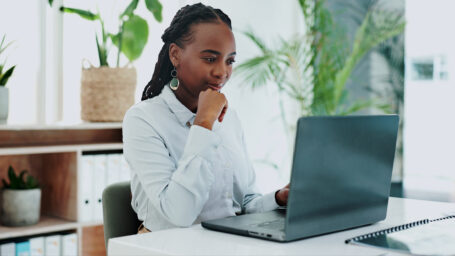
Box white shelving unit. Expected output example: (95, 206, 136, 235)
(0, 123, 123, 256)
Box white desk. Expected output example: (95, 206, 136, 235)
(108, 198, 455, 255)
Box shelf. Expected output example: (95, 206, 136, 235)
(0, 216, 78, 240)
(0, 143, 123, 155)
(0, 122, 122, 130)
(0, 125, 122, 148)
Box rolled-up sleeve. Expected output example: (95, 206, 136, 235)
(123, 107, 221, 227)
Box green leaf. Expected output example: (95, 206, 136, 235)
(0, 35, 5, 50)
(0, 65, 16, 86)
(95, 35, 108, 66)
(60, 7, 99, 21)
(144, 0, 163, 22)
(7, 166, 20, 189)
(114, 15, 148, 62)
(26, 175, 39, 189)
(234, 54, 277, 89)
(0, 37, 13, 56)
(120, 0, 139, 18)
(19, 170, 27, 183)
(241, 30, 269, 54)
(2, 178, 9, 188)
(48, 0, 54, 7)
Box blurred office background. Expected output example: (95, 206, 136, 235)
(1, 0, 454, 201)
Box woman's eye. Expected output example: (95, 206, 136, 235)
(227, 59, 236, 65)
(204, 58, 216, 63)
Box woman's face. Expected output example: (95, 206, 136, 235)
(170, 21, 236, 102)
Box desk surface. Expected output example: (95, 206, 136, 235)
(108, 197, 455, 256)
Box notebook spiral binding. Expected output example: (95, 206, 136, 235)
(430, 215, 455, 223)
(345, 219, 429, 244)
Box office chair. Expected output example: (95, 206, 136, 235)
(102, 181, 141, 248)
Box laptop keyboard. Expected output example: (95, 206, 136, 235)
(253, 219, 285, 232)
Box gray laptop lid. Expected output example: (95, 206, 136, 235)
(285, 115, 399, 241)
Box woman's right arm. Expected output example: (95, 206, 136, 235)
(123, 107, 221, 227)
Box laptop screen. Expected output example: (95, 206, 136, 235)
(285, 115, 399, 240)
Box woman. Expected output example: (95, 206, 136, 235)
(123, 3, 289, 234)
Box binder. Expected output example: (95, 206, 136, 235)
(79, 155, 94, 222)
(61, 233, 77, 256)
(106, 154, 122, 185)
(92, 154, 107, 221)
(29, 237, 44, 256)
(0, 242, 15, 256)
(15, 241, 30, 256)
(44, 235, 61, 256)
(120, 154, 131, 181)
(346, 215, 455, 255)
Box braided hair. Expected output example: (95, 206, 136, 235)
(141, 3, 232, 101)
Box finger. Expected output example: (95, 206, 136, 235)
(285, 183, 290, 189)
(218, 97, 229, 122)
(219, 105, 227, 122)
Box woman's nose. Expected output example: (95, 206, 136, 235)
(212, 63, 228, 79)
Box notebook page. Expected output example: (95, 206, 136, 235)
(379, 218, 455, 255)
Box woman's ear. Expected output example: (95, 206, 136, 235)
(169, 43, 181, 68)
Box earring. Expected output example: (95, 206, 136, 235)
(170, 67, 179, 91)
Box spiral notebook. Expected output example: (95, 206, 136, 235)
(346, 215, 455, 255)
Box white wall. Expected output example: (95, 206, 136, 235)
(404, 0, 455, 201)
(0, 0, 42, 124)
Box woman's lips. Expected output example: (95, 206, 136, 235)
(208, 84, 223, 91)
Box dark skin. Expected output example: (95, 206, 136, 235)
(169, 21, 289, 206)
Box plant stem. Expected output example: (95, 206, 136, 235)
(116, 21, 124, 67)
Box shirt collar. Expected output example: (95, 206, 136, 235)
(160, 85, 196, 127)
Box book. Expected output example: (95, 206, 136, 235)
(0, 243, 15, 256)
(15, 241, 30, 256)
(346, 215, 455, 255)
(79, 155, 94, 222)
(92, 154, 107, 221)
(61, 233, 77, 256)
(106, 154, 122, 186)
(29, 237, 44, 256)
(44, 235, 61, 256)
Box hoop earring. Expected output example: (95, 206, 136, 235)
(170, 67, 179, 91)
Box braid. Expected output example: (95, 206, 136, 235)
(141, 3, 232, 101)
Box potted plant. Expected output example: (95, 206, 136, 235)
(1, 166, 41, 226)
(235, 0, 405, 176)
(55, 0, 163, 121)
(236, 0, 405, 123)
(0, 35, 16, 124)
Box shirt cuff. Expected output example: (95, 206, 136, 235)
(262, 191, 280, 212)
(182, 125, 221, 160)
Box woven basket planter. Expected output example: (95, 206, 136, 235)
(81, 66, 136, 122)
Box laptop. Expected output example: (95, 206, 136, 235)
(202, 115, 399, 242)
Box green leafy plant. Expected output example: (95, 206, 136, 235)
(2, 166, 40, 190)
(55, 0, 163, 67)
(0, 35, 16, 87)
(236, 0, 405, 120)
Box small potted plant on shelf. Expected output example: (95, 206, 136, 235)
(54, 0, 163, 122)
(1, 166, 41, 226)
(0, 35, 16, 124)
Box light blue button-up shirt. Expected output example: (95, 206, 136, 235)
(122, 85, 279, 231)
